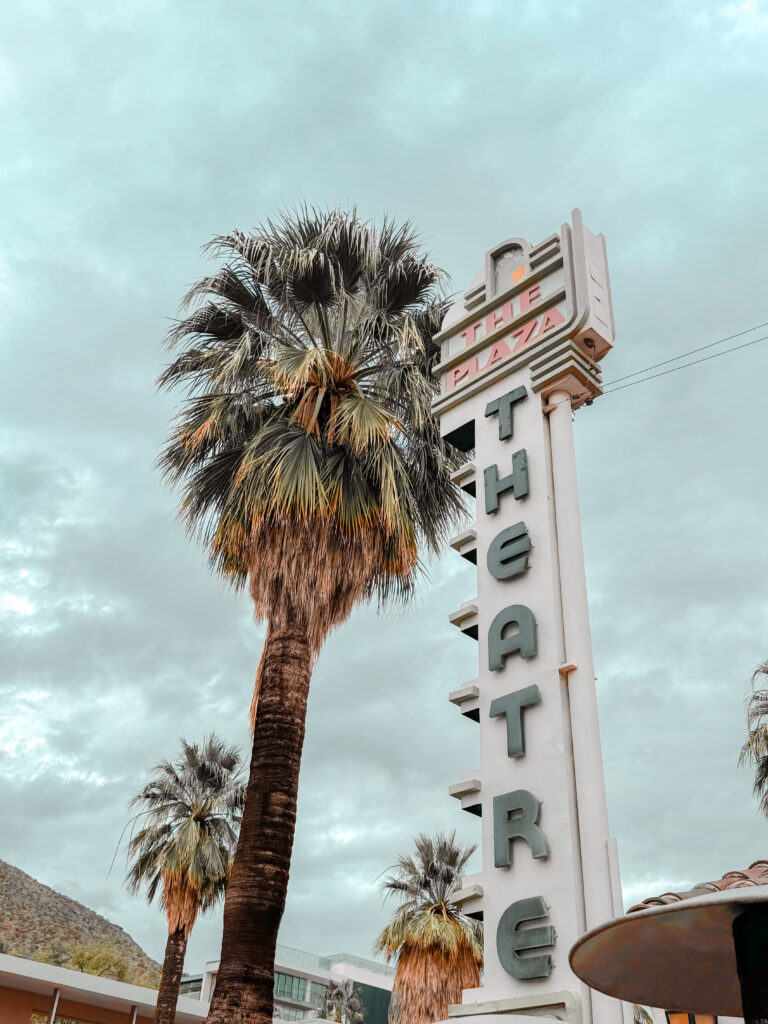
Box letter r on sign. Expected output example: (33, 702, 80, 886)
(493, 789, 550, 866)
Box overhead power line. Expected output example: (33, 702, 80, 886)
(601, 331, 768, 396)
(600, 319, 768, 389)
(549, 318, 768, 409)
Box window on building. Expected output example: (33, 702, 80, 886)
(274, 971, 307, 1002)
(276, 1006, 306, 1021)
(309, 981, 328, 1007)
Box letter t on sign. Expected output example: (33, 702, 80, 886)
(485, 386, 527, 440)
(489, 685, 542, 758)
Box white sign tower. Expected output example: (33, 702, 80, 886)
(435, 211, 626, 1024)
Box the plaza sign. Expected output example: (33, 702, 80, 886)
(436, 211, 628, 1024)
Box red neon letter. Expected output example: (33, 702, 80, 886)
(446, 357, 479, 391)
(486, 301, 512, 337)
(460, 322, 484, 348)
(511, 318, 538, 352)
(537, 308, 565, 335)
(485, 339, 512, 367)
(519, 284, 541, 314)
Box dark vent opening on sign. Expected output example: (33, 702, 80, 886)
(443, 419, 475, 454)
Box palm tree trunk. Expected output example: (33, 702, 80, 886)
(155, 926, 188, 1024)
(206, 622, 313, 1024)
(390, 941, 480, 1024)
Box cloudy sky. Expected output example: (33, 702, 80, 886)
(2, 0, 768, 976)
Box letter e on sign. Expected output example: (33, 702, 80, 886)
(497, 896, 555, 981)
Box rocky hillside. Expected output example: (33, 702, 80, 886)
(0, 859, 161, 985)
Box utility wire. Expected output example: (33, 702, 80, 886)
(601, 331, 768, 396)
(549, 319, 768, 409)
(601, 320, 768, 388)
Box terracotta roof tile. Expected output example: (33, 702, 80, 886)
(627, 860, 768, 913)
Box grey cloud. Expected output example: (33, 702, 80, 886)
(2, 0, 767, 976)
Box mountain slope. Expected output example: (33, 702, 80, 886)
(0, 858, 160, 984)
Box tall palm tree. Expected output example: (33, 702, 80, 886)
(158, 208, 465, 1024)
(126, 735, 245, 1024)
(374, 832, 482, 1024)
(739, 660, 768, 814)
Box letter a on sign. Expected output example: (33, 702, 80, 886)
(537, 307, 565, 335)
(488, 605, 537, 670)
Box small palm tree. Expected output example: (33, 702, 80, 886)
(158, 208, 465, 1023)
(126, 735, 244, 1024)
(321, 978, 365, 1024)
(739, 661, 768, 814)
(374, 832, 482, 1024)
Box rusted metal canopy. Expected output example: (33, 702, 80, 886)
(570, 886, 768, 1015)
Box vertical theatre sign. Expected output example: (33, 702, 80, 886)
(437, 211, 626, 1024)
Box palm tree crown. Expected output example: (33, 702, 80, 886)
(126, 734, 245, 935)
(739, 660, 768, 815)
(375, 832, 482, 1024)
(375, 831, 482, 960)
(159, 208, 465, 670)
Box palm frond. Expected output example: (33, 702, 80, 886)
(739, 660, 768, 818)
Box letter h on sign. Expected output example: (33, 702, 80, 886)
(484, 452, 529, 513)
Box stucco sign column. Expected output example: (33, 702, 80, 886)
(435, 210, 625, 1024)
